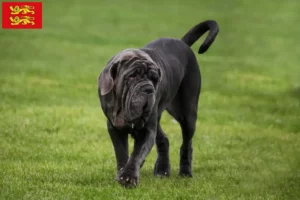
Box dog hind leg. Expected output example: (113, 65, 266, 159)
(167, 59, 201, 177)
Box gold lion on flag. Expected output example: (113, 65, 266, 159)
(10, 5, 35, 15)
(10, 16, 35, 26)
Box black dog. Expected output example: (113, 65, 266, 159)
(98, 20, 219, 188)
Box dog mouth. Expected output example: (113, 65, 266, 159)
(127, 117, 145, 130)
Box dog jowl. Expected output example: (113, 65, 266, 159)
(98, 20, 219, 188)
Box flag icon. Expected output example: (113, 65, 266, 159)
(2, 2, 42, 29)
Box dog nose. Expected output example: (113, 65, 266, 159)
(142, 86, 154, 95)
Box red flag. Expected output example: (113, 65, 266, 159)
(2, 2, 42, 29)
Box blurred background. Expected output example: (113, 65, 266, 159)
(0, 0, 299, 199)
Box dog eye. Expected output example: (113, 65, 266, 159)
(129, 76, 135, 80)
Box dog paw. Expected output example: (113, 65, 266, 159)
(116, 168, 139, 188)
(154, 159, 171, 177)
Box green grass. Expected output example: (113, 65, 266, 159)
(1, 0, 300, 199)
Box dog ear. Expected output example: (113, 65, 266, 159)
(98, 63, 118, 96)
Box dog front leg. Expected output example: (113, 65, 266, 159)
(117, 117, 157, 188)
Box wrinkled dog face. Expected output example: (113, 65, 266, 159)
(98, 49, 161, 129)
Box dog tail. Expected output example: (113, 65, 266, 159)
(181, 20, 219, 54)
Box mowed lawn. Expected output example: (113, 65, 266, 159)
(1, 0, 300, 199)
